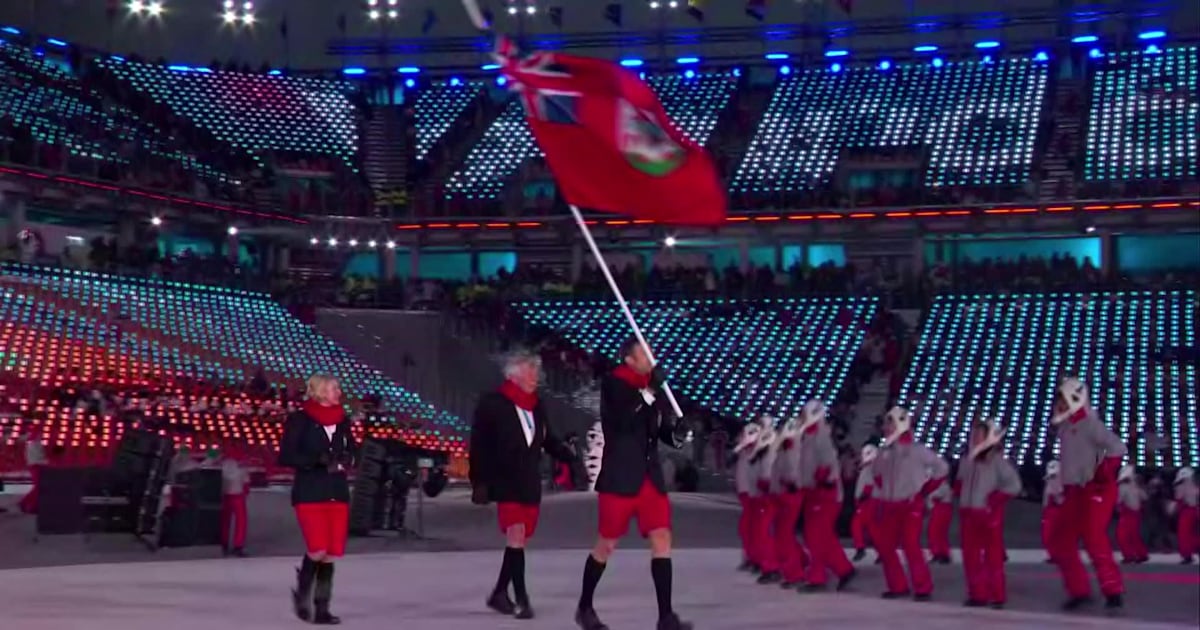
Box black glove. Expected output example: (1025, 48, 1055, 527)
(471, 484, 490, 506)
(668, 417, 691, 448)
(650, 366, 667, 389)
(317, 451, 332, 468)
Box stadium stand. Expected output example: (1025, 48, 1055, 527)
(444, 71, 738, 200)
(93, 57, 361, 168)
(510, 297, 878, 421)
(1083, 46, 1198, 183)
(411, 80, 484, 161)
(731, 58, 1048, 194)
(0, 264, 466, 473)
(900, 291, 1197, 468)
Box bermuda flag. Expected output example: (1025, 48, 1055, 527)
(495, 38, 726, 226)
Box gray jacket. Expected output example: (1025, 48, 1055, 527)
(1056, 409, 1127, 487)
(957, 454, 1021, 510)
(773, 438, 801, 492)
(855, 466, 874, 500)
(797, 424, 838, 488)
(1177, 480, 1199, 508)
(734, 450, 757, 495)
(1118, 483, 1145, 511)
(874, 439, 949, 502)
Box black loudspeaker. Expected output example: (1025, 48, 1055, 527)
(36, 467, 86, 534)
(176, 469, 223, 509)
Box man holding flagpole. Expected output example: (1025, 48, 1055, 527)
(576, 337, 692, 630)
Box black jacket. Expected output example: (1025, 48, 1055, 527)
(469, 391, 575, 505)
(594, 372, 679, 496)
(278, 411, 357, 505)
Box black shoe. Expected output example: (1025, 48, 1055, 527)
(1120, 558, 1132, 565)
(313, 563, 340, 625)
(737, 560, 754, 572)
(292, 557, 318, 622)
(513, 601, 535, 620)
(802, 583, 827, 593)
(657, 612, 693, 630)
(963, 599, 986, 608)
(881, 591, 909, 600)
(756, 570, 781, 585)
(232, 547, 247, 558)
(874, 555, 883, 565)
(1105, 594, 1123, 610)
(990, 602, 1005, 610)
(1181, 557, 1195, 565)
(853, 549, 866, 562)
(575, 607, 609, 630)
(836, 569, 857, 592)
(780, 579, 804, 590)
(1044, 557, 1056, 564)
(1062, 595, 1093, 611)
(487, 590, 516, 615)
(934, 555, 951, 565)
(913, 593, 932, 602)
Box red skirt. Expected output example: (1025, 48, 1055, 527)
(295, 502, 349, 557)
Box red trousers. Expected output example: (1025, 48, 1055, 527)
(773, 491, 808, 582)
(220, 493, 248, 549)
(295, 502, 349, 558)
(875, 499, 933, 596)
(1051, 485, 1123, 598)
(961, 508, 1006, 603)
(750, 495, 778, 572)
(1179, 506, 1199, 560)
(852, 498, 875, 550)
(804, 491, 853, 586)
(927, 500, 953, 558)
(737, 493, 754, 562)
(1041, 504, 1060, 557)
(1115, 507, 1148, 562)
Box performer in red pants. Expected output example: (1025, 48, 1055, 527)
(279, 375, 357, 625)
(957, 419, 1021, 609)
(733, 421, 766, 572)
(220, 456, 250, 557)
(1041, 461, 1064, 563)
(852, 444, 878, 562)
(926, 481, 953, 564)
(1174, 467, 1199, 565)
(873, 406, 949, 601)
(749, 420, 782, 584)
(1049, 377, 1125, 611)
(796, 400, 857, 592)
(1115, 465, 1149, 564)
(771, 416, 809, 588)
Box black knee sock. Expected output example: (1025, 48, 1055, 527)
(508, 548, 529, 604)
(651, 557, 674, 620)
(493, 548, 514, 595)
(578, 554, 606, 611)
(297, 556, 318, 595)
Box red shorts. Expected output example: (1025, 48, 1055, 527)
(295, 502, 349, 557)
(497, 502, 540, 537)
(598, 477, 672, 539)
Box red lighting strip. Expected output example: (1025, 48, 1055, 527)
(515, 222, 541, 227)
(1112, 204, 1140, 210)
(632, 219, 654, 224)
(426, 223, 452, 228)
(1083, 204, 1111, 211)
(787, 215, 815, 221)
(1151, 202, 1182, 209)
(395, 224, 421, 230)
(849, 213, 875, 219)
(885, 212, 913, 218)
(1046, 206, 1073, 212)
(725, 216, 750, 222)
(984, 209, 1011, 214)
(485, 222, 510, 228)
(914, 211, 942, 217)
(455, 222, 480, 228)
(1010, 208, 1037, 214)
(944, 210, 971, 216)
(754, 216, 781, 222)
(817, 214, 842, 220)
(605, 220, 630, 226)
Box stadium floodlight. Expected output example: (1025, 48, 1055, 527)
(913, 45, 938, 53)
(348, 239, 359, 247)
(386, 240, 396, 249)
(404, 78, 415, 88)
(343, 67, 367, 75)
(368, 240, 378, 249)
(664, 236, 677, 247)
(620, 58, 645, 67)
(974, 40, 1000, 49)
(151, 216, 163, 227)
(309, 237, 319, 245)
(328, 237, 339, 247)
(764, 53, 789, 60)
(676, 56, 700, 64)
(1088, 48, 1103, 59)
(1137, 30, 1166, 40)
(397, 66, 420, 74)
(824, 49, 849, 58)
(1034, 50, 1050, 62)
(878, 59, 892, 70)
(227, 226, 239, 236)
(1071, 35, 1098, 44)
(146, 1, 164, 16)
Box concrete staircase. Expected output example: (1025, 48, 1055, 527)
(1038, 77, 1086, 201)
(362, 106, 408, 198)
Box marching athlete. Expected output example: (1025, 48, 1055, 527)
(733, 420, 765, 572)
(750, 418, 782, 584)
(927, 478, 954, 564)
(1042, 461, 1064, 563)
(279, 375, 357, 625)
(1174, 467, 1198, 564)
(1115, 465, 1149, 564)
(1049, 377, 1126, 610)
(957, 419, 1021, 609)
(469, 352, 579, 620)
(771, 416, 809, 588)
(873, 406, 949, 601)
(574, 338, 691, 630)
(796, 400, 856, 591)
(852, 444, 879, 562)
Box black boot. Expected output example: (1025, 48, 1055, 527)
(1105, 594, 1123, 611)
(756, 570, 781, 584)
(657, 611, 693, 630)
(853, 549, 866, 562)
(836, 568, 858, 592)
(486, 590, 515, 615)
(575, 607, 609, 630)
(312, 562, 341, 625)
(1061, 595, 1093, 611)
(292, 556, 318, 622)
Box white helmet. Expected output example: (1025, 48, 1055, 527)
(778, 416, 801, 443)
(754, 416, 777, 453)
(969, 418, 1006, 460)
(1117, 465, 1135, 483)
(1045, 460, 1060, 479)
(882, 406, 912, 447)
(799, 399, 827, 433)
(1052, 377, 1089, 425)
(1177, 467, 1195, 485)
(733, 422, 762, 454)
(860, 444, 879, 466)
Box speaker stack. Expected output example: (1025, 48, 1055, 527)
(349, 438, 448, 536)
(159, 468, 223, 547)
(113, 428, 174, 537)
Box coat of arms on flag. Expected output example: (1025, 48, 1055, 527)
(618, 100, 686, 177)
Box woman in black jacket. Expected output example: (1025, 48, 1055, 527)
(279, 375, 357, 625)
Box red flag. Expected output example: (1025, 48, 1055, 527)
(497, 40, 726, 226)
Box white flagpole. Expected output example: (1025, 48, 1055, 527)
(569, 204, 685, 419)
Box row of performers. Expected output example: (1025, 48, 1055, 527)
(733, 377, 1199, 611)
